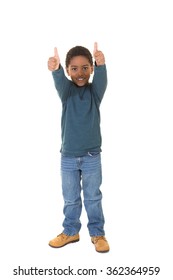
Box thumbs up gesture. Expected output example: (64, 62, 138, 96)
(93, 42, 105, 66)
(48, 47, 60, 71)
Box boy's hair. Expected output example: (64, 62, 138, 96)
(65, 46, 93, 67)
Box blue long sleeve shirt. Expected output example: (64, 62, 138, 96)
(52, 64, 107, 157)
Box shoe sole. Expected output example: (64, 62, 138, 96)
(49, 239, 79, 248)
(95, 249, 110, 253)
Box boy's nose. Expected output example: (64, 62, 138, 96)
(78, 69, 83, 75)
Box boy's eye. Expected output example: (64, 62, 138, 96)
(70, 66, 89, 72)
(83, 66, 89, 71)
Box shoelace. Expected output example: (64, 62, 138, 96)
(92, 236, 106, 243)
(57, 233, 67, 239)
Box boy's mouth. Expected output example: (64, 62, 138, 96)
(75, 77, 87, 87)
(77, 77, 85, 81)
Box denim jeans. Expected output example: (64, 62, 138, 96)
(61, 153, 105, 236)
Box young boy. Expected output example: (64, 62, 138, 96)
(47, 43, 109, 253)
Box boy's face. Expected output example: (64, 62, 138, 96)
(66, 56, 93, 87)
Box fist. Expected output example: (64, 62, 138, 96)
(48, 47, 60, 71)
(93, 42, 105, 66)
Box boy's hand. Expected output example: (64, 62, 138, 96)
(48, 47, 60, 71)
(93, 42, 105, 66)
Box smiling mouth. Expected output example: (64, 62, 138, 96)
(77, 77, 85, 81)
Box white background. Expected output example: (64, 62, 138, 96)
(0, 0, 173, 279)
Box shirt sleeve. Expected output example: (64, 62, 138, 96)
(91, 64, 108, 104)
(52, 66, 71, 102)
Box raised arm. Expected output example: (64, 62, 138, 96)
(48, 47, 70, 102)
(92, 42, 107, 103)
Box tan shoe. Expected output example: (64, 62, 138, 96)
(91, 236, 110, 253)
(49, 233, 79, 248)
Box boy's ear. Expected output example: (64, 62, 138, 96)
(66, 67, 70, 76)
(91, 65, 94, 74)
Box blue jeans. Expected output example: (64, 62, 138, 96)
(61, 153, 105, 236)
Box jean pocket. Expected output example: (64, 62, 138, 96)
(87, 152, 100, 157)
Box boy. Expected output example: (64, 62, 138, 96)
(47, 43, 109, 253)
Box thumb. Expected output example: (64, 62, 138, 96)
(54, 47, 59, 58)
(93, 42, 98, 54)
